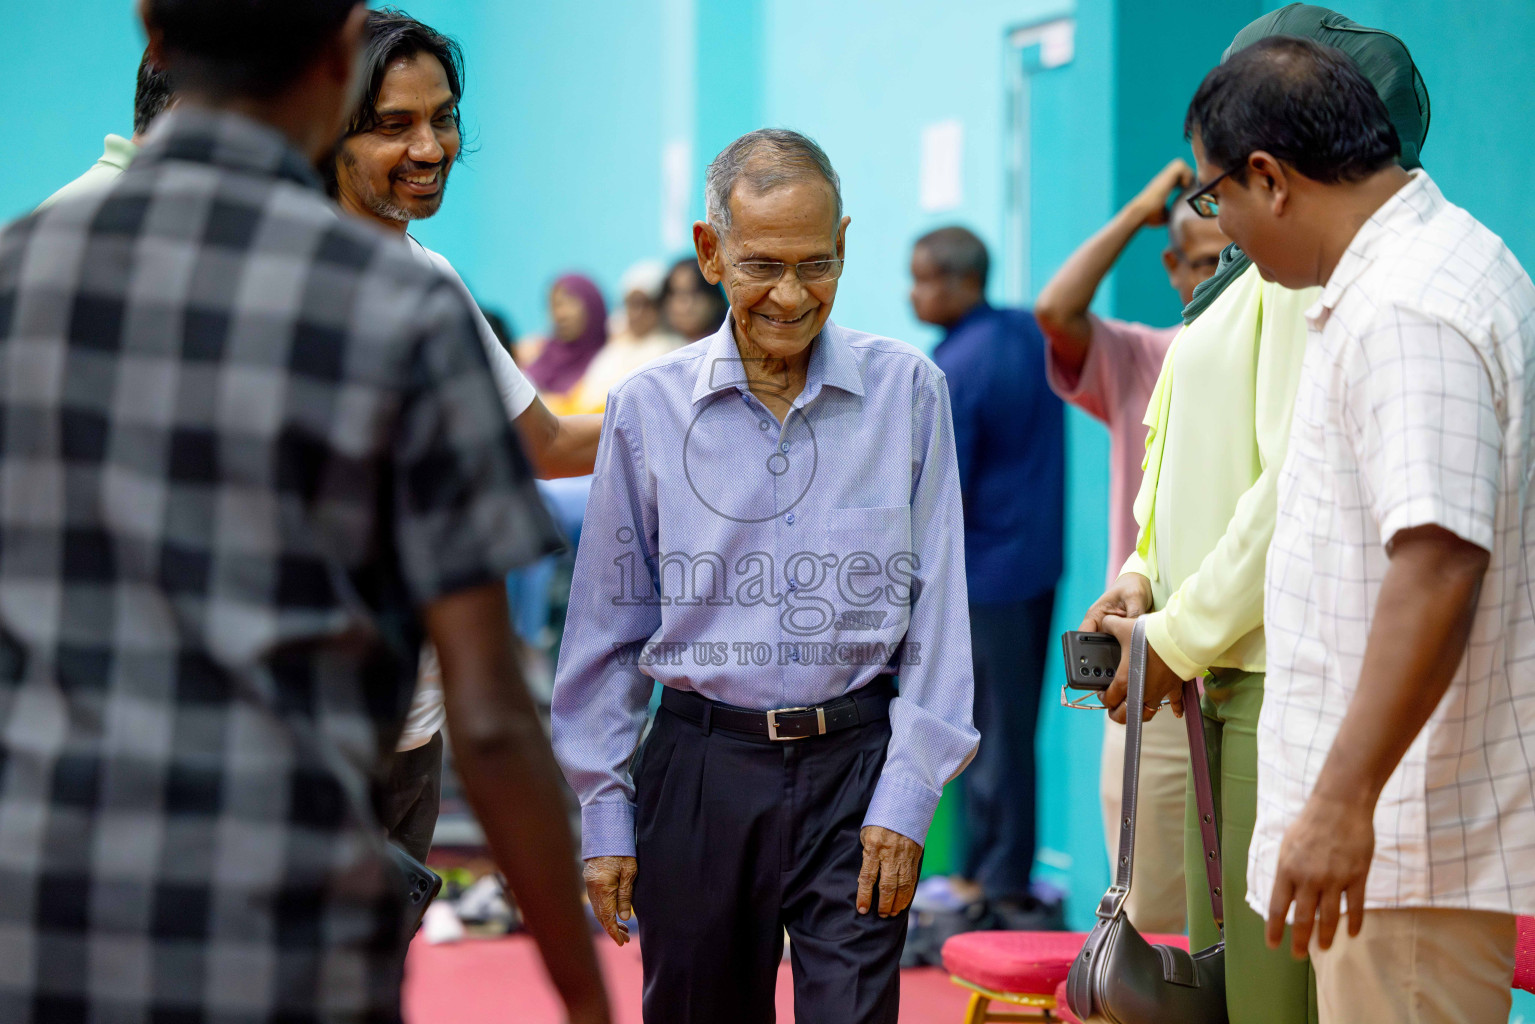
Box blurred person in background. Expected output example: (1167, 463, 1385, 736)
(909, 225, 1065, 929)
(0, 0, 608, 1021)
(1034, 158, 1231, 934)
(1079, 8, 1431, 1022)
(328, 7, 601, 869)
(660, 254, 729, 341)
(562, 259, 684, 415)
(557, 128, 977, 1023)
(527, 273, 610, 414)
(37, 47, 173, 208)
(1187, 37, 1535, 1024)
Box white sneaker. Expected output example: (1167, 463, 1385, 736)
(422, 900, 465, 944)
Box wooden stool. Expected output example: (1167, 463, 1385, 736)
(942, 930, 1189, 1022)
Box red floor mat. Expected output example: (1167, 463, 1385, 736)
(403, 934, 973, 1023)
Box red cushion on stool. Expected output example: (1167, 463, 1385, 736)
(1516, 916, 1535, 994)
(942, 930, 1190, 996)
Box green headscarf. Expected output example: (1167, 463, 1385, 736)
(1180, 3, 1431, 324)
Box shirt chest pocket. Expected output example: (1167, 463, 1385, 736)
(825, 506, 914, 612)
(827, 505, 911, 554)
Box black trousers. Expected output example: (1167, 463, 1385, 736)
(632, 704, 908, 1024)
(960, 589, 1055, 902)
(377, 731, 444, 863)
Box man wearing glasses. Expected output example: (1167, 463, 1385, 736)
(1189, 38, 1534, 1023)
(551, 128, 978, 1023)
(908, 225, 1065, 929)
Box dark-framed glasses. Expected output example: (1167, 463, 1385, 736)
(1185, 167, 1234, 219)
(730, 257, 845, 285)
(1171, 248, 1223, 273)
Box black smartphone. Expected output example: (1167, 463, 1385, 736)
(1061, 630, 1121, 691)
(385, 841, 443, 940)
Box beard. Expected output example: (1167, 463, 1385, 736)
(338, 150, 450, 223)
(364, 184, 446, 223)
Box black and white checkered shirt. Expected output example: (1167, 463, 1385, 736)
(0, 108, 559, 1021)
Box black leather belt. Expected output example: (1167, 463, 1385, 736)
(660, 677, 896, 742)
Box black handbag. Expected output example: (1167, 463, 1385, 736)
(1065, 617, 1228, 1023)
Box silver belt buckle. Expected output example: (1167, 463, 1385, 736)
(766, 705, 827, 741)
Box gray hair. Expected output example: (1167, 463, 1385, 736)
(705, 128, 843, 235)
(914, 225, 989, 287)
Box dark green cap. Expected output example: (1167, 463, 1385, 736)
(1224, 3, 1430, 170)
(1182, 3, 1431, 324)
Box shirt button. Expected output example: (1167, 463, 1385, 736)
(785, 513, 795, 524)
(780, 441, 790, 453)
(788, 579, 799, 591)
(790, 649, 800, 661)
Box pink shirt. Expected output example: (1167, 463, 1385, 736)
(1044, 314, 1178, 585)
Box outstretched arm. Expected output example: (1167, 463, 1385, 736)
(1035, 159, 1192, 377)
(514, 397, 602, 478)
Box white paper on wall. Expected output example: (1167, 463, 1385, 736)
(920, 120, 964, 213)
(661, 139, 692, 250)
(1040, 20, 1075, 68)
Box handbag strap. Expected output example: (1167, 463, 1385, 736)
(1104, 618, 1224, 927)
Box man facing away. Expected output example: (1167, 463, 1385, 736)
(327, 7, 602, 865)
(1186, 37, 1535, 1024)
(552, 128, 978, 1023)
(0, 1, 607, 1020)
(908, 226, 1064, 926)
(1034, 159, 1231, 934)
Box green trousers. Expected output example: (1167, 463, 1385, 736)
(1184, 670, 1317, 1024)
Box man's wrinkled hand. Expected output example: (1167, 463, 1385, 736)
(1099, 612, 1185, 722)
(856, 826, 922, 918)
(1265, 793, 1374, 959)
(583, 855, 637, 947)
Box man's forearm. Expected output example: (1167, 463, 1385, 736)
(515, 399, 601, 478)
(543, 413, 602, 477)
(1035, 205, 1145, 372)
(1310, 526, 1488, 810)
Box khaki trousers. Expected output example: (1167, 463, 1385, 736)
(1099, 708, 1189, 934)
(1309, 908, 1516, 1024)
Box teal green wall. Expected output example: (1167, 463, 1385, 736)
(1111, 0, 1263, 324)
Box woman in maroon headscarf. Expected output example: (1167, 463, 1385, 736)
(526, 273, 608, 412)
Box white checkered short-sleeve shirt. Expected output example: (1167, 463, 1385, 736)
(1251, 171, 1535, 917)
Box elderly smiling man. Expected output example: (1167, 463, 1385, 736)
(551, 129, 979, 1023)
